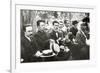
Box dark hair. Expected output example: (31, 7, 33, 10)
(52, 21, 59, 25)
(82, 17, 90, 23)
(64, 20, 68, 24)
(37, 20, 45, 27)
(85, 13, 89, 17)
(72, 20, 78, 25)
(54, 11, 58, 18)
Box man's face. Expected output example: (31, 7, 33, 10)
(85, 13, 89, 17)
(81, 25, 87, 31)
(39, 22, 45, 31)
(65, 21, 70, 27)
(59, 23, 64, 29)
(25, 26, 33, 38)
(54, 23, 59, 31)
(75, 23, 78, 27)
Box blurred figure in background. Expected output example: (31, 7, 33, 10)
(70, 20, 78, 42)
(64, 19, 70, 34)
(82, 13, 90, 40)
(82, 13, 90, 23)
(75, 22, 90, 60)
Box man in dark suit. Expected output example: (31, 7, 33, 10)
(50, 21, 64, 45)
(50, 21, 70, 61)
(74, 22, 90, 60)
(82, 13, 90, 23)
(21, 24, 38, 62)
(70, 20, 78, 40)
(34, 20, 50, 52)
(34, 20, 58, 61)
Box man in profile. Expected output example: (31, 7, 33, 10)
(21, 24, 38, 62)
(75, 22, 90, 60)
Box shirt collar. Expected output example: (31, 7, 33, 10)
(25, 35, 31, 42)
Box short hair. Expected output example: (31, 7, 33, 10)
(64, 20, 68, 24)
(72, 20, 78, 25)
(85, 13, 89, 17)
(82, 17, 90, 23)
(52, 21, 59, 25)
(23, 25, 31, 32)
(37, 20, 45, 27)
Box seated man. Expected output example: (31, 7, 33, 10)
(34, 20, 55, 57)
(34, 20, 60, 61)
(21, 24, 38, 62)
(34, 20, 50, 51)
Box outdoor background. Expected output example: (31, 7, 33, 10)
(0, 0, 100, 73)
(21, 9, 86, 35)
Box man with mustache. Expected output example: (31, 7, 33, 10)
(21, 24, 38, 62)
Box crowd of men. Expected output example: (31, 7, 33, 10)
(21, 13, 90, 63)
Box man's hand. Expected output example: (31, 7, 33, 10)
(64, 46, 70, 52)
(50, 39, 55, 43)
(86, 39, 90, 45)
(35, 51, 42, 57)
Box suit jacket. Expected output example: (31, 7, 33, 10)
(34, 30, 50, 51)
(75, 30, 89, 59)
(75, 30, 86, 46)
(50, 30, 64, 42)
(21, 35, 38, 62)
(70, 26, 78, 37)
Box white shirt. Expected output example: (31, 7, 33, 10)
(25, 35, 31, 42)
